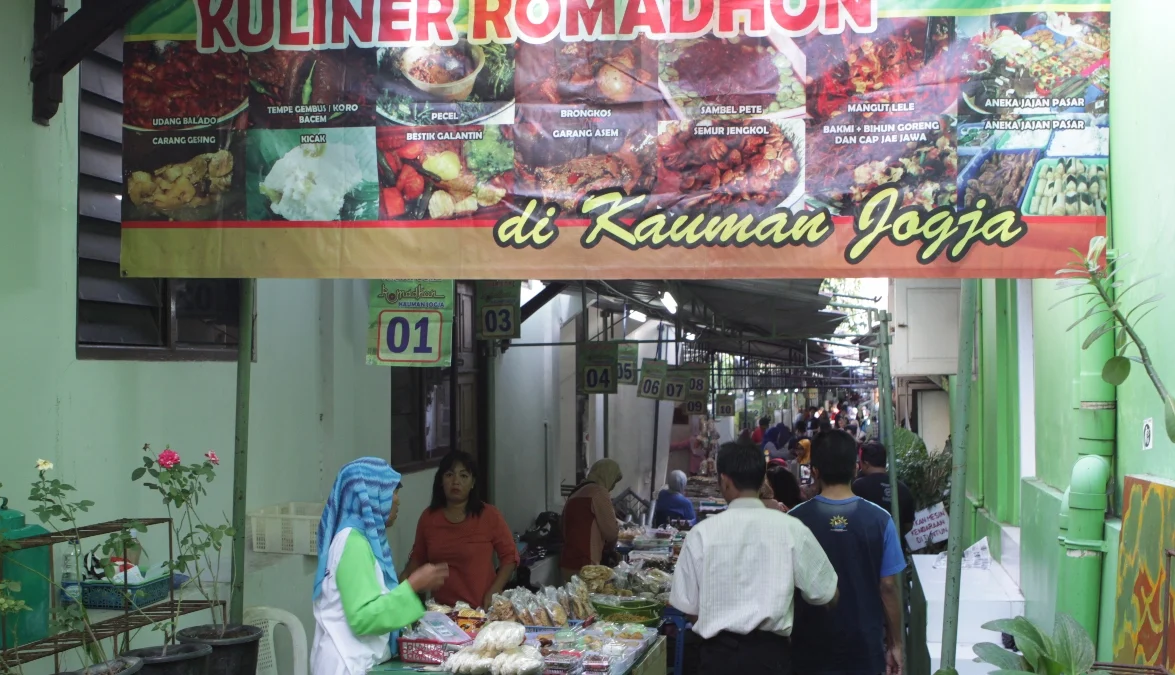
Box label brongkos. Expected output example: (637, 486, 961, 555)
(195, 0, 876, 52)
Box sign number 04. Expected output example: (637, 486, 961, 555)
(377, 310, 444, 364)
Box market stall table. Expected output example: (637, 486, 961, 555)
(369, 636, 667, 674)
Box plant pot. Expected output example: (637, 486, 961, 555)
(176, 624, 262, 675)
(123, 643, 211, 675)
(56, 655, 144, 674)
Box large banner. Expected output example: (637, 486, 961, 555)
(119, 0, 1110, 280)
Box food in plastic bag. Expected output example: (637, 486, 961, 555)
(471, 620, 526, 653)
(487, 593, 516, 622)
(527, 596, 553, 626)
(510, 595, 536, 626)
(541, 588, 568, 626)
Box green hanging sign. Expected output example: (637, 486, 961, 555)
(366, 280, 454, 367)
(578, 342, 619, 394)
(616, 342, 639, 385)
(663, 366, 689, 402)
(475, 281, 522, 339)
(716, 394, 736, 418)
(637, 359, 667, 400)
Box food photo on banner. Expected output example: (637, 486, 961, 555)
(117, 0, 1111, 281)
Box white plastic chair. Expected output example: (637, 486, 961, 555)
(244, 606, 308, 675)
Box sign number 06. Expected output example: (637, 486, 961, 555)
(377, 310, 444, 364)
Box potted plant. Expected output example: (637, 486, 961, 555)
(972, 613, 1107, 675)
(17, 463, 145, 675)
(128, 446, 260, 675)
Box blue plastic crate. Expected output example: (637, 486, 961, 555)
(64, 574, 171, 610)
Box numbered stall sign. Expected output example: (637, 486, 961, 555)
(366, 280, 454, 367)
(476, 281, 521, 339)
(682, 399, 707, 416)
(662, 367, 689, 402)
(578, 342, 619, 394)
(616, 342, 638, 385)
(637, 359, 668, 400)
(715, 394, 736, 417)
(684, 362, 709, 401)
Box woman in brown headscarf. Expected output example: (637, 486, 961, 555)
(561, 459, 623, 581)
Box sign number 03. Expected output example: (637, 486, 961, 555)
(377, 310, 444, 364)
(480, 305, 515, 338)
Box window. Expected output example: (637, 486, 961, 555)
(76, 33, 246, 361)
(390, 283, 480, 473)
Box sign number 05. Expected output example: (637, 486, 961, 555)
(377, 310, 444, 363)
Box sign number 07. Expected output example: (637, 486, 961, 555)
(377, 310, 444, 364)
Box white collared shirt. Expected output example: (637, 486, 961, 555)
(669, 498, 838, 639)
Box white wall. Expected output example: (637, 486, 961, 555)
(890, 279, 962, 377)
(917, 389, 951, 455)
(489, 283, 563, 531)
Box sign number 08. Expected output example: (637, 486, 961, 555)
(377, 310, 444, 364)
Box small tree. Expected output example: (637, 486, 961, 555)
(132, 445, 234, 640)
(1056, 236, 1174, 441)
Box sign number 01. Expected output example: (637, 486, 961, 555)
(377, 310, 444, 364)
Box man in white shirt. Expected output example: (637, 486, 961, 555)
(670, 440, 840, 675)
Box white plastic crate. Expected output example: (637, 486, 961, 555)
(249, 502, 324, 555)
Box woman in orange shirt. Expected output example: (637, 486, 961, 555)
(403, 451, 519, 609)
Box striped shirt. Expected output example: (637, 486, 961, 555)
(669, 499, 838, 639)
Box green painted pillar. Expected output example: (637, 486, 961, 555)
(936, 279, 979, 675)
(230, 280, 255, 625)
(876, 311, 906, 665)
(1056, 294, 1114, 638)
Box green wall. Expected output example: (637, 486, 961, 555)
(0, 3, 431, 671)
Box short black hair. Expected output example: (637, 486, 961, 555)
(767, 465, 802, 509)
(811, 430, 859, 486)
(818, 419, 833, 434)
(429, 451, 485, 515)
(758, 416, 771, 428)
(860, 441, 888, 468)
(716, 440, 767, 493)
(807, 406, 819, 413)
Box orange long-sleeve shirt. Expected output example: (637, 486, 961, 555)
(407, 505, 519, 608)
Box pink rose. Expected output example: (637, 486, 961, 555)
(157, 448, 181, 469)
(204, 451, 220, 466)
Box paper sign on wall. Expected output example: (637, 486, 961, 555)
(684, 362, 709, 401)
(475, 281, 521, 339)
(682, 399, 707, 416)
(904, 502, 950, 551)
(637, 359, 667, 400)
(366, 280, 454, 367)
(578, 342, 619, 394)
(616, 343, 639, 386)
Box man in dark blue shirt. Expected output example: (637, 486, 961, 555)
(789, 430, 906, 675)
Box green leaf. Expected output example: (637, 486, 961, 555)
(1052, 614, 1095, 675)
(988, 671, 1038, 675)
(974, 643, 1031, 671)
(1066, 306, 1106, 332)
(1082, 322, 1114, 349)
(983, 617, 1052, 669)
(7, 581, 21, 593)
(1116, 274, 1159, 301)
(1165, 395, 1175, 444)
(1055, 279, 1088, 290)
(132, 467, 147, 481)
(1048, 293, 1099, 311)
(1101, 357, 1130, 386)
(301, 61, 317, 106)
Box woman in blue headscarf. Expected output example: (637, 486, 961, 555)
(311, 458, 449, 675)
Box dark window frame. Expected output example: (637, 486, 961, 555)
(75, 33, 252, 362)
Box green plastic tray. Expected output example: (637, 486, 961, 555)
(1020, 157, 1108, 215)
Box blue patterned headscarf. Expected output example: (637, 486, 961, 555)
(314, 458, 402, 600)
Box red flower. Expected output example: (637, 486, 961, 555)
(204, 451, 220, 466)
(157, 448, 181, 469)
